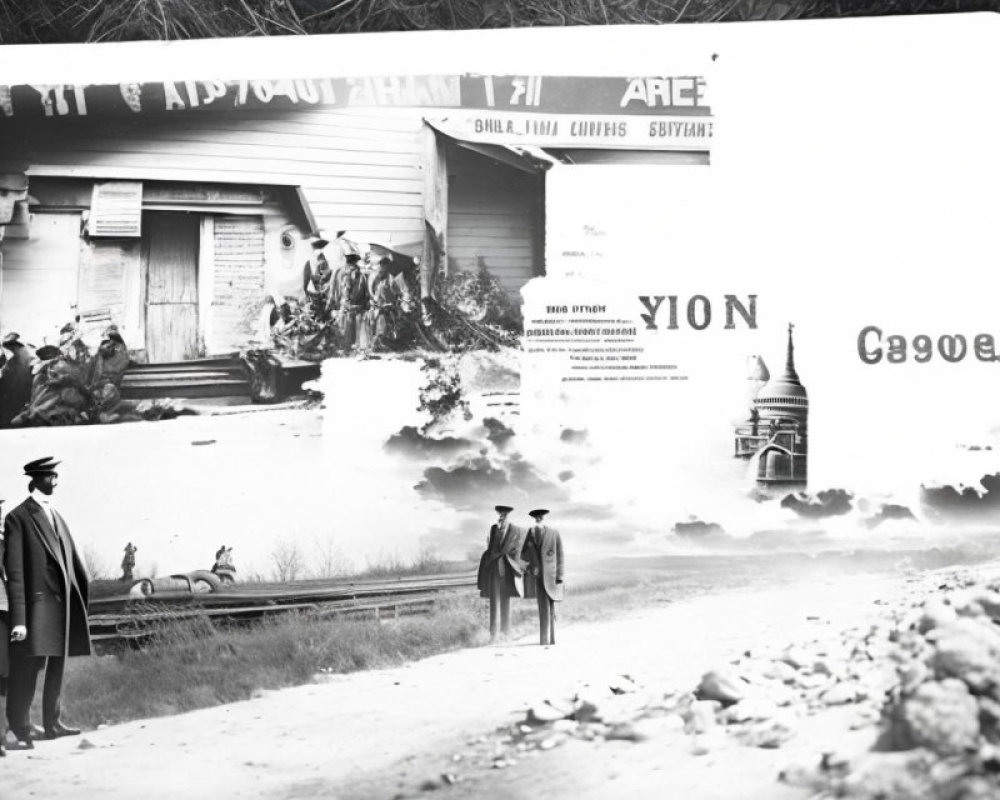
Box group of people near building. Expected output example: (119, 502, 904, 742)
(0, 321, 130, 427)
(477, 505, 565, 646)
(0, 457, 91, 756)
(261, 231, 415, 356)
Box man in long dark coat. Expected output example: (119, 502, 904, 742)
(0, 332, 35, 427)
(523, 509, 564, 646)
(331, 253, 369, 351)
(476, 504, 525, 640)
(4, 456, 91, 747)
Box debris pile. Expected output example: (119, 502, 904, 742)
(782, 570, 1000, 799)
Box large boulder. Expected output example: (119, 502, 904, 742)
(932, 619, 1000, 695)
(895, 679, 980, 756)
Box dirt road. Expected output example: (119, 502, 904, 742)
(2, 566, 946, 800)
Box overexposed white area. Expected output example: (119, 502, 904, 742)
(523, 15, 1000, 539)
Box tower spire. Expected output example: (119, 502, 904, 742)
(784, 322, 799, 380)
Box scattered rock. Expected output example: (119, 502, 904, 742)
(686, 700, 720, 734)
(696, 669, 745, 706)
(570, 699, 600, 723)
(779, 647, 814, 671)
(737, 720, 795, 749)
(918, 598, 958, 634)
(794, 672, 830, 690)
(839, 750, 939, 800)
(723, 696, 780, 724)
(77, 739, 96, 750)
(764, 660, 800, 684)
(527, 702, 572, 724)
(974, 590, 1000, 622)
(898, 659, 931, 693)
(821, 682, 862, 706)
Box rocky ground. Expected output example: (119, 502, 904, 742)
(5, 561, 1000, 799)
(339, 561, 1000, 800)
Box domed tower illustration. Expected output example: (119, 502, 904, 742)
(733, 324, 808, 487)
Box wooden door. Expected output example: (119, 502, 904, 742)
(144, 212, 199, 362)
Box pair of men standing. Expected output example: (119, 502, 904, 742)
(476, 505, 564, 646)
(2, 456, 90, 752)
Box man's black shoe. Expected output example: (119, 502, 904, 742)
(4, 731, 34, 750)
(44, 723, 81, 739)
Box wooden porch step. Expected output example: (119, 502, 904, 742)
(122, 372, 245, 385)
(120, 356, 251, 403)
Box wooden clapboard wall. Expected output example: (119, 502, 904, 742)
(2, 107, 426, 248)
(446, 146, 542, 298)
(0, 212, 81, 345)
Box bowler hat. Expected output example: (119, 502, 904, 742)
(2, 332, 22, 348)
(529, 509, 550, 519)
(494, 505, 513, 513)
(24, 456, 60, 476)
(311, 230, 331, 248)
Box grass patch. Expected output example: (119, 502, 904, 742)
(60, 595, 487, 729)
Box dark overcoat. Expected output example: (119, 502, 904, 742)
(0, 533, 9, 676)
(522, 525, 564, 602)
(0, 344, 35, 427)
(3, 497, 91, 658)
(476, 523, 525, 599)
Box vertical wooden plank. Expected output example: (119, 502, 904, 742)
(420, 123, 447, 299)
(121, 238, 144, 350)
(198, 215, 215, 353)
(532, 173, 546, 279)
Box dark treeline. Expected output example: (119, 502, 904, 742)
(0, 0, 996, 44)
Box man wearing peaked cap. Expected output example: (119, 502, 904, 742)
(476, 504, 526, 640)
(22, 457, 59, 475)
(4, 457, 91, 748)
(522, 509, 564, 646)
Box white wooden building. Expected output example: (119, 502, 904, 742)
(0, 75, 710, 362)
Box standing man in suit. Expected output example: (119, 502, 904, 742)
(4, 457, 91, 747)
(523, 509, 564, 646)
(0, 333, 34, 428)
(476, 504, 525, 640)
